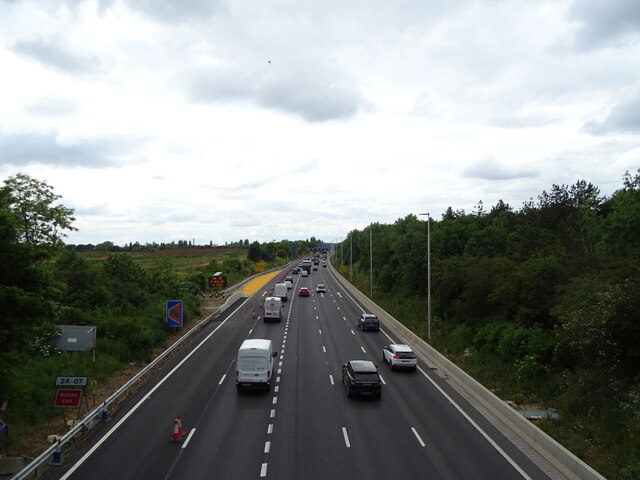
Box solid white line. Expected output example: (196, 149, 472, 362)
(329, 375, 334, 385)
(218, 374, 226, 385)
(411, 427, 426, 447)
(264, 441, 271, 453)
(417, 366, 533, 479)
(59, 299, 250, 480)
(342, 427, 351, 448)
(181, 428, 196, 449)
(260, 463, 268, 477)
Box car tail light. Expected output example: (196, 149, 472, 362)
(267, 370, 271, 378)
(393, 355, 400, 359)
(410, 354, 417, 359)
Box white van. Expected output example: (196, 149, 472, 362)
(263, 296, 283, 322)
(301, 270, 308, 277)
(236, 339, 278, 392)
(274, 282, 288, 302)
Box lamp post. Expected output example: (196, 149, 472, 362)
(419, 213, 431, 341)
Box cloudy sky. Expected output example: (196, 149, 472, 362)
(1, 0, 639, 246)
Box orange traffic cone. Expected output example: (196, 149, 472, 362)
(170, 418, 181, 441)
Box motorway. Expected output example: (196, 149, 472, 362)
(44, 263, 560, 480)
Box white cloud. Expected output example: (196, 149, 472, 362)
(0, 0, 639, 246)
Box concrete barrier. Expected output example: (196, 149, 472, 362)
(330, 266, 606, 480)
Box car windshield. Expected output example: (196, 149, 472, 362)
(354, 372, 378, 382)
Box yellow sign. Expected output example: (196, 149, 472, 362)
(255, 262, 267, 272)
(339, 265, 348, 273)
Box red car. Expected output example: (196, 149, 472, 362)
(298, 287, 310, 297)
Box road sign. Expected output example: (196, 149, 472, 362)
(54, 389, 82, 408)
(208, 275, 227, 287)
(166, 300, 183, 327)
(56, 376, 88, 387)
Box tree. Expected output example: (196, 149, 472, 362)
(1, 173, 77, 247)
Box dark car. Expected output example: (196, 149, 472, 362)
(292, 268, 299, 274)
(342, 360, 382, 398)
(356, 313, 380, 331)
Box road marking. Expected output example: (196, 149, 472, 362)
(279, 361, 283, 367)
(276, 376, 281, 383)
(58, 298, 255, 480)
(181, 428, 196, 449)
(219, 374, 226, 385)
(350, 330, 355, 335)
(342, 427, 351, 448)
(260, 463, 268, 477)
(274, 386, 279, 393)
(248, 328, 253, 335)
(342, 316, 347, 321)
(337, 292, 343, 298)
(417, 366, 533, 479)
(270, 409, 276, 418)
(322, 345, 326, 353)
(267, 424, 273, 434)
(329, 375, 334, 385)
(264, 441, 271, 453)
(319, 329, 322, 334)
(361, 346, 366, 353)
(380, 375, 386, 385)
(411, 427, 426, 447)
(272, 396, 278, 405)
(278, 368, 282, 374)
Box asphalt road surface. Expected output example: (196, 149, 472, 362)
(45, 265, 560, 480)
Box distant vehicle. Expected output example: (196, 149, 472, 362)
(285, 275, 293, 283)
(316, 284, 326, 293)
(263, 297, 283, 322)
(356, 313, 380, 331)
(301, 270, 308, 277)
(298, 287, 310, 297)
(236, 339, 278, 392)
(284, 280, 293, 290)
(301, 260, 312, 273)
(382, 344, 417, 371)
(274, 283, 288, 302)
(292, 268, 299, 274)
(312, 266, 318, 271)
(322, 262, 327, 267)
(342, 360, 381, 398)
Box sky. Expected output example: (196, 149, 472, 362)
(1, 0, 639, 246)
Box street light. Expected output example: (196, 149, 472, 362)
(419, 213, 431, 341)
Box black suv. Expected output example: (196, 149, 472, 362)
(356, 313, 380, 331)
(342, 360, 382, 398)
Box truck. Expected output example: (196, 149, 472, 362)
(263, 296, 283, 322)
(300, 260, 313, 274)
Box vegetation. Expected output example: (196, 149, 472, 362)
(3, 168, 639, 478)
(335, 170, 640, 479)
(0, 173, 321, 452)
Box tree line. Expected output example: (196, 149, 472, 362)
(337, 170, 640, 478)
